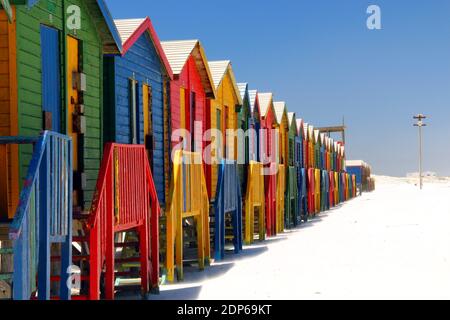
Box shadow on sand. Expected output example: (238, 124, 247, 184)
(118, 204, 345, 300)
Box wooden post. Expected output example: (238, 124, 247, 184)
(105, 165, 115, 300)
(139, 222, 149, 296)
(38, 146, 51, 300)
(87, 211, 100, 299)
(60, 140, 73, 300)
(175, 159, 183, 281)
(150, 181, 159, 291)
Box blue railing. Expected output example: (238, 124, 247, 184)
(285, 166, 298, 228)
(321, 170, 330, 211)
(297, 168, 308, 220)
(213, 159, 242, 261)
(0, 131, 72, 300)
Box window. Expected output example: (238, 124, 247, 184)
(129, 78, 139, 144)
(143, 84, 153, 168)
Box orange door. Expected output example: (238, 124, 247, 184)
(67, 36, 80, 207)
(0, 9, 18, 219)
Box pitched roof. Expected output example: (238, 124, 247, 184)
(303, 123, 309, 139)
(161, 40, 215, 97)
(114, 18, 173, 79)
(296, 119, 304, 136)
(258, 93, 274, 118)
(115, 18, 146, 44)
(248, 90, 259, 114)
(288, 113, 298, 134)
(237, 83, 248, 101)
(208, 61, 243, 104)
(287, 112, 295, 127)
(273, 102, 287, 126)
(314, 129, 320, 143)
(208, 60, 230, 88)
(308, 125, 315, 141)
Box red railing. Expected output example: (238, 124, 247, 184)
(86, 143, 160, 299)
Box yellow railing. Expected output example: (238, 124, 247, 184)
(276, 164, 286, 234)
(244, 161, 265, 244)
(166, 150, 210, 282)
(334, 172, 339, 204)
(314, 169, 321, 213)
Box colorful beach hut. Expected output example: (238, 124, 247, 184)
(206, 61, 243, 261)
(99, 17, 176, 296)
(0, 0, 121, 216)
(105, 18, 173, 206)
(285, 112, 299, 227)
(237, 83, 251, 193)
(258, 93, 277, 237)
(248, 90, 261, 162)
(161, 39, 216, 155)
(206, 60, 242, 199)
(273, 102, 288, 232)
(160, 39, 215, 281)
(244, 90, 265, 244)
(0, 0, 126, 300)
(296, 119, 308, 221)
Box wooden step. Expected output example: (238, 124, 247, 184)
(115, 257, 141, 264)
(114, 242, 139, 248)
(114, 283, 141, 292)
(73, 235, 89, 242)
(50, 275, 89, 282)
(115, 271, 139, 277)
(73, 213, 90, 221)
(51, 255, 89, 262)
(0, 223, 10, 241)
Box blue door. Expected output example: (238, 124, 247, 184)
(41, 25, 61, 132)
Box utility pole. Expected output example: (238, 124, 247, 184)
(413, 114, 427, 190)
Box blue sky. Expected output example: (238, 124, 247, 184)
(106, 0, 450, 176)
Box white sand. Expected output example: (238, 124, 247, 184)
(151, 176, 450, 300)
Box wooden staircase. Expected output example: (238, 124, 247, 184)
(165, 151, 210, 282)
(0, 132, 73, 300)
(64, 143, 160, 300)
(211, 159, 243, 261)
(244, 161, 265, 245)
